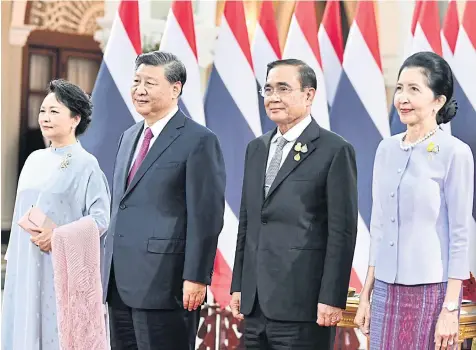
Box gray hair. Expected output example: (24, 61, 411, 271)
(135, 51, 187, 96)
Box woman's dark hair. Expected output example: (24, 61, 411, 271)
(47, 79, 93, 136)
(398, 51, 458, 124)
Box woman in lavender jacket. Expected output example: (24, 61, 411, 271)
(354, 51, 474, 350)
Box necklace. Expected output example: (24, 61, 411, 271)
(399, 127, 438, 151)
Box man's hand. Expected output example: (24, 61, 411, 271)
(30, 227, 54, 252)
(230, 292, 244, 320)
(317, 303, 342, 327)
(183, 280, 206, 311)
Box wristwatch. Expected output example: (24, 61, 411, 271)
(442, 302, 459, 312)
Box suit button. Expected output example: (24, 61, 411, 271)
(261, 218, 267, 225)
(390, 192, 395, 198)
(390, 241, 394, 246)
(119, 204, 126, 210)
(390, 217, 395, 222)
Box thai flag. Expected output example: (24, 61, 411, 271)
(390, 1, 442, 135)
(329, 0, 390, 291)
(318, 0, 344, 108)
(252, 0, 280, 133)
(441, 0, 459, 64)
(160, 0, 205, 126)
(403, 1, 423, 58)
(204, 0, 261, 307)
(283, 0, 329, 130)
(81, 0, 142, 183)
(411, 1, 442, 55)
(388, 1, 421, 135)
(439, 0, 459, 134)
(451, 1, 476, 275)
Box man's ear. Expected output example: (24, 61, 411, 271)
(306, 88, 316, 104)
(172, 82, 182, 99)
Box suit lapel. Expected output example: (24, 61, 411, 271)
(122, 111, 185, 199)
(264, 120, 320, 204)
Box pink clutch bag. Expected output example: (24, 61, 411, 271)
(18, 206, 57, 236)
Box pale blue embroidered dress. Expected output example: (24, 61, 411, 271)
(2, 142, 110, 350)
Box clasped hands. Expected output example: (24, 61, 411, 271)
(230, 292, 342, 326)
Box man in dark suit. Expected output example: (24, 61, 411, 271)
(230, 59, 358, 349)
(103, 51, 226, 350)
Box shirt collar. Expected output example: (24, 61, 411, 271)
(144, 105, 178, 137)
(272, 115, 312, 144)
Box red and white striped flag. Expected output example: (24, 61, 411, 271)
(283, 0, 329, 130)
(252, 0, 280, 133)
(451, 0, 476, 278)
(160, 0, 205, 126)
(82, 0, 142, 182)
(204, 0, 261, 307)
(318, 0, 344, 107)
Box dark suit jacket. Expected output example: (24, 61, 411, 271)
(103, 109, 226, 309)
(230, 119, 358, 322)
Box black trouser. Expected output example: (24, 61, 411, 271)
(244, 298, 336, 350)
(107, 266, 199, 350)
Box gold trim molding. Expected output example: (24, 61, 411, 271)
(27, 1, 104, 35)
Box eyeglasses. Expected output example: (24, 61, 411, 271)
(259, 86, 302, 98)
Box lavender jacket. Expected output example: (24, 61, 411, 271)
(370, 128, 474, 284)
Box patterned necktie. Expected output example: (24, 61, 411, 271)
(128, 127, 154, 186)
(264, 136, 289, 197)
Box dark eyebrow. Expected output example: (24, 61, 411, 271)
(264, 82, 292, 88)
(396, 82, 421, 88)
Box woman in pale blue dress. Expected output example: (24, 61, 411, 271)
(2, 79, 111, 349)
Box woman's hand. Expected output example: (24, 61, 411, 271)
(354, 299, 371, 338)
(30, 227, 54, 252)
(434, 308, 459, 349)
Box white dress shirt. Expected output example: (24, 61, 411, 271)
(266, 115, 312, 171)
(129, 106, 178, 171)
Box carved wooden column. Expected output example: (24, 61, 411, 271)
(1, 1, 26, 230)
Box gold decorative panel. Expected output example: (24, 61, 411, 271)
(27, 1, 104, 35)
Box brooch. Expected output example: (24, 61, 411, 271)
(60, 153, 72, 169)
(426, 142, 440, 154)
(293, 142, 308, 161)
(426, 142, 439, 160)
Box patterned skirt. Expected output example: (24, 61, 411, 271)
(370, 279, 455, 350)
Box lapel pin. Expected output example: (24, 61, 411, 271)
(294, 142, 302, 152)
(301, 144, 308, 153)
(294, 153, 301, 161)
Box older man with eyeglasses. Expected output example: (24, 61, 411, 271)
(229, 58, 358, 349)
